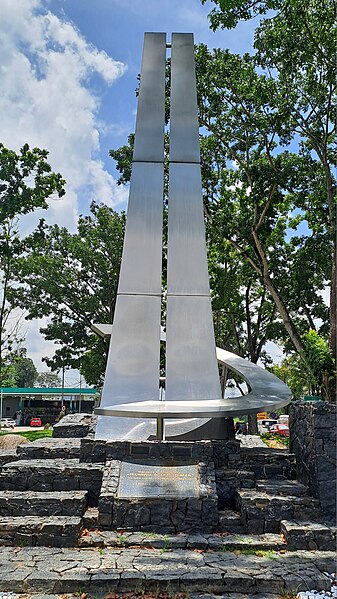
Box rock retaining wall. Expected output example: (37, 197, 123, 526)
(289, 400, 336, 523)
(53, 413, 97, 438)
(80, 438, 240, 465)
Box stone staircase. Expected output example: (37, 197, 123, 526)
(0, 439, 102, 547)
(216, 448, 335, 551)
(0, 436, 335, 596)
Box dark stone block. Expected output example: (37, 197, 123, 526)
(98, 495, 113, 515)
(172, 446, 192, 458)
(185, 498, 202, 524)
(53, 413, 97, 438)
(112, 500, 127, 527)
(134, 504, 151, 526)
(150, 500, 171, 525)
(247, 519, 264, 534)
(130, 445, 150, 457)
(98, 511, 112, 527)
(202, 499, 218, 526)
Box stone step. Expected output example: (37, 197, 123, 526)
(0, 490, 88, 517)
(79, 528, 286, 551)
(281, 519, 337, 551)
(17, 437, 81, 460)
(0, 515, 82, 547)
(218, 509, 246, 534)
(239, 448, 296, 479)
(255, 479, 308, 496)
(0, 546, 334, 594)
(0, 459, 103, 505)
(0, 449, 19, 468)
(236, 488, 321, 534)
(216, 468, 255, 508)
(82, 506, 99, 529)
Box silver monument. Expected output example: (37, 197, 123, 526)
(94, 33, 290, 441)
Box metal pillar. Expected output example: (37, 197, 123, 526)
(165, 34, 222, 404)
(95, 33, 166, 440)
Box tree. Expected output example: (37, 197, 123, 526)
(253, 0, 336, 369)
(14, 202, 125, 386)
(0, 143, 65, 385)
(36, 372, 61, 388)
(200, 0, 336, 353)
(12, 348, 38, 388)
(194, 31, 335, 398)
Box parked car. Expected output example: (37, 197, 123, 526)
(30, 417, 42, 427)
(258, 419, 278, 433)
(0, 418, 16, 429)
(267, 423, 290, 437)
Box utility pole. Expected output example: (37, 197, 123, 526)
(61, 365, 65, 409)
(79, 375, 82, 414)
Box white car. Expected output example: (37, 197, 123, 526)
(0, 418, 16, 429)
(258, 419, 278, 433)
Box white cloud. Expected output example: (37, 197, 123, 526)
(0, 0, 127, 232)
(0, 0, 128, 375)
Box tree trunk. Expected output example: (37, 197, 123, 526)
(329, 250, 336, 403)
(329, 248, 336, 353)
(248, 413, 258, 435)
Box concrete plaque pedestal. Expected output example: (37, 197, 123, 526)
(98, 456, 218, 533)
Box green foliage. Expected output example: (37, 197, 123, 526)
(36, 371, 61, 387)
(261, 432, 289, 447)
(302, 330, 335, 398)
(109, 134, 134, 185)
(14, 202, 125, 386)
(11, 348, 37, 387)
(268, 332, 336, 400)
(0, 143, 65, 386)
(0, 430, 53, 441)
(269, 357, 308, 400)
(201, 0, 283, 30)
(0, 143, 65, 221)
(194, 0, 336, 400)
(196, 41, 333, 358)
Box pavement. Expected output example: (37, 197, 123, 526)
(235, 434, 267, 448)
(0, 546, 335, 595)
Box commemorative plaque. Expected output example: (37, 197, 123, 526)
(117, 460, 199, 498)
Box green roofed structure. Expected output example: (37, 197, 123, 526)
(0, 387, 98, 425)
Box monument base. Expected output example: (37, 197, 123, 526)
(98, 457, 218, 532)
(81, 438, 241, 533)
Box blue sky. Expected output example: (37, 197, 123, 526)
(1, 0, 276, 375)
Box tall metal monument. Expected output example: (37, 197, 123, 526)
(95, 33, 290, 441)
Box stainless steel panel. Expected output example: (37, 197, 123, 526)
(118, 162, 163, 295)
(170, 33, 200, 163)
(165, 295, 222, 401)
(95, 294, 161, 440)
(167, 163, 210, 295)
(133, 33, 166, 162)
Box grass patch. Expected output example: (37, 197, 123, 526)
(221, 546, 278, 558)
(261, 433, 289, 448)
(0, 430, 53, 442)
